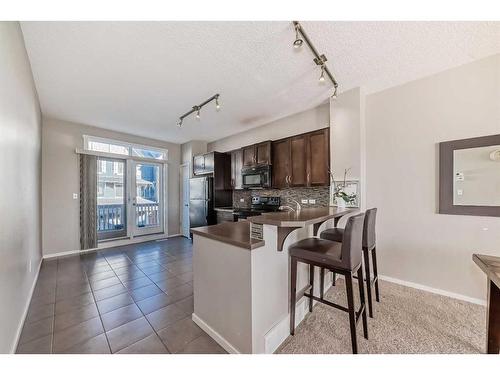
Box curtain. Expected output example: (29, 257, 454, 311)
(80, 154, 97, 250)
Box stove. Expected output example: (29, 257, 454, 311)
(233, 196, 281, 220)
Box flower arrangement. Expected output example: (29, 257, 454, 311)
(329, 167, 357, 207)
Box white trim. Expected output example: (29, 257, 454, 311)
(191, 313, 241, 354)
(76, 148, 169, 164)
(378, 274, 486, 306)
(43, 233, 182, 260)
(11, 258, 43, 353)
(82, 135, 168, 161)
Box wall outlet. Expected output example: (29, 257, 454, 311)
(308, 199, 316, 204)
(240, 198, 245, 203)
(301, 199, 308, 204)
(73, 193, 78, 200)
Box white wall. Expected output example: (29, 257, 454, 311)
(365, 54, 500, 301)
(0, 22, 42, 353)
(208, 103, 329, 152)
(42, 118, 181, 256)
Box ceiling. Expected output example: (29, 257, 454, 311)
(20, 21, 500, 144)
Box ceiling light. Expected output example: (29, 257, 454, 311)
(293, 25, 303, 49)
(319, 65, 326, 83)
(175, 94, 221, 128)
(331, 85, 338, 99)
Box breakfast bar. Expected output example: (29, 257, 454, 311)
(190, 207, 354, 354)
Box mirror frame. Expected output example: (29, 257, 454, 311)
(439, 133, 500, 217)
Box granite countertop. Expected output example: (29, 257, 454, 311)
(248, 207, 356, 227)
(473, 254, 500, 288)
(190, 221, 265, 250)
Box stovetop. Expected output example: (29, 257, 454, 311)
(233, 196, 281, 217)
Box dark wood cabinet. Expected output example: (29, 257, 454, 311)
(307, 128, 330, 186)
(271, 139, 291, 189)
(271, 128, 330, 188)
(193, 152, 214, 175)
(242, 141, 271, 167)
(230, 149, 243, 190)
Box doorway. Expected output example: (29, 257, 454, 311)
(130, 161, 164, 237)
(180, 163, 190, 238)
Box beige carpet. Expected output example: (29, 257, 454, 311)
(276, 279, 486, 354)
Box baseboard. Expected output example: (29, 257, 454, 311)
(378, 274, 486, 306)
(43, 233, 183, 260)
(191, 313, 241, 354)
(11, 258, 43, 353)
(265, 278, 334, 354)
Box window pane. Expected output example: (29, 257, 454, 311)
(132, 147, 165, 160)
(88, 140, 128, 156)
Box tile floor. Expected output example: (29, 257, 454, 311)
(16, 237, 226, 354)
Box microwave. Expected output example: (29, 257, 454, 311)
(241, 165, 272, 189)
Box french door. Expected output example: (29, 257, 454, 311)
(96, 158, 165, 241)
(129, 161, 164, 236)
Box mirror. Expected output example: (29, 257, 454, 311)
(439, 134, 500, 217)
(453, 145, 500, 206)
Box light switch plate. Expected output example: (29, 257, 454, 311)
(240, 198, 244, 203)
(73, 193, 78, 200)
(301, 199, 308, 204)
(308, 199, 316, 204)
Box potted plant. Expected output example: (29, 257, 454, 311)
(329, 167, 357, 208)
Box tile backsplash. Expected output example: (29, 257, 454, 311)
(233, 186, 331, 209)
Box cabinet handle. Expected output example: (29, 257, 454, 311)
(307, 173, 310, 183)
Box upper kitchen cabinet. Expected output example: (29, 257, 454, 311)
(193, 152, 214, 175)
(271, 139, 291, 188)
(192, 151, 231, 188)
(271, 128, 330, 188)
(307, 128, 330, 186)
(230, 149, 243, 190)
(242, 141, 272, 167)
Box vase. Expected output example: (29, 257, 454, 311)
(336, 197, 346, 208)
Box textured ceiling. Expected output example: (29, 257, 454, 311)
(20, 21, 500, 144)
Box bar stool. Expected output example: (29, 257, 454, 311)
(320, 208, 379, 318)
(289, 213, 368, 354)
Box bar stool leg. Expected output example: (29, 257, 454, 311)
(363, 249, 374, 318)
(372, 247, 380, 302)
(290, 257, 298, 335)
(345, 273, 358, 354)
(357, 266, 369, 340)
(320, 268, 325, 300)
(309, 264, 314, 312)
(332, 272, 336, 286)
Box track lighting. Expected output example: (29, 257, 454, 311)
(319, 65, 326, 83)
(176, 93, 221, 127)
(331, 85, 338, 100)
(292, 21, 339, 96)
(293, 24, 303, 48)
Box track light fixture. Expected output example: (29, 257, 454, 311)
(176, 93, 221, 127)
(292, 21, 339, 96)
(293, 24, 303, 48)
(319, 64, 326, 83)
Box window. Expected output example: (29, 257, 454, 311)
(98, 160, 106, 173)
(83, 135, 167, 161)
(114, 162, 124, 175)
(115, 183, 124, 197)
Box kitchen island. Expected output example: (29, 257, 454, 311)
(190, 207, 354, 354)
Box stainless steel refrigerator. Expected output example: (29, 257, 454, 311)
(189, 176, 215, 229)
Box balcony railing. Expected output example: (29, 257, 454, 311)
(97, 204, 125, 232)
(97, 203, 159, 232)
(136, 203, 159, 227)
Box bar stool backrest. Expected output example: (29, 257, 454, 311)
(363, 208, 377, 250)
(340, 213, 365, 270)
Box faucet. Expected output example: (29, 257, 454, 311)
(287, 198, 302, 212)
(279, 205, 295, 212)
